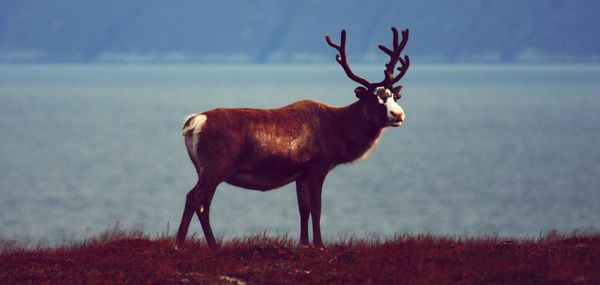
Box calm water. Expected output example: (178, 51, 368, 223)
(1, 64, 599, 243)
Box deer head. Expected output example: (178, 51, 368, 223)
(326, 27, 410, 127)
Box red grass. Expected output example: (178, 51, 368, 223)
(1, 228, 599, 284)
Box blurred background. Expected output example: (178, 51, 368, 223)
(1, 0, 599, 64)
(1, 1, 599, 244)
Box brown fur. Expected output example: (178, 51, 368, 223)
(175, 99, 389, 248)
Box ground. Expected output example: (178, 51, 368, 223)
(1, 228, 599, 284)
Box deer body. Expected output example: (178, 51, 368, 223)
(176, 27, 410, 249)
(183, 100, 384, 191)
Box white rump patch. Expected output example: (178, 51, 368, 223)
(182, 114, 207, 136)
(182, 114, 207, 162)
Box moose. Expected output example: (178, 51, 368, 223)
(176, 27, 410, 249)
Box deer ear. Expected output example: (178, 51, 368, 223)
(392, 85, 403, 94)
(354, 87, 368, 99)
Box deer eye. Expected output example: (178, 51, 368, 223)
(393, 93, 401, 101)
(376, 92, 391, 103)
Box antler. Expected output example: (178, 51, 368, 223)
(325, 30, 373, 89)
(325, 27, 410, 91)
(375, 27, 410, 88)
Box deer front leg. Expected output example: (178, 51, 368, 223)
(295, 176, 311, 246)
(307, 163, 331, 248)
(309, 185, 324, 248)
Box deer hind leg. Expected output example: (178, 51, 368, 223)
(178, 115, 242, 249)
(194, 183, 218, 249)
(176, 115, 205, 248)
(177, 157, 236, 249)
(175, 179, 220, 248)
(295, 176, 311, 246)
(175, 181, 201, 247)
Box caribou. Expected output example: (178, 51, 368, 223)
(175, 27, 410, 249)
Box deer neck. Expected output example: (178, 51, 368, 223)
(335, 101, 384, 163)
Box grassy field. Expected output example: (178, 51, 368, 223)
(1, 227, 599, 284)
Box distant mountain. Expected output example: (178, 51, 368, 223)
(0, 0, 598, 63)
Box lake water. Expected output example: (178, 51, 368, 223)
(1, 64, 599, 243)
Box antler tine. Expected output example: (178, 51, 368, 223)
(325, 30, 343, 50)
(378, 27, 399, 62)
(390, 54, 410, 85)
(325, 29, 373, 89)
